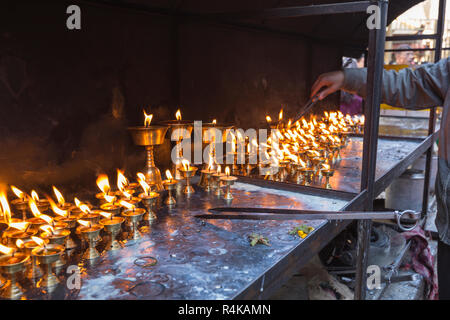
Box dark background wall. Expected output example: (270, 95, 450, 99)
(0, 0, 341, 193)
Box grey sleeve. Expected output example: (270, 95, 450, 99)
(342, 58, 450, 110)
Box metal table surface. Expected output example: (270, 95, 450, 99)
(26, 181, 347, 300)
(21, 135, 434, 300)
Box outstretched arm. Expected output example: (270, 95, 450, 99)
(311, 58, 450, 109)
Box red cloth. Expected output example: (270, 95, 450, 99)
(402, 227, 438, 300)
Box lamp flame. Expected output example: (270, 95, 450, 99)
(117, 169, 128, 192)
(119, 200, 135, 210)
(181, 159, 190, 171)
(104, 194, 116, 203)
(99, 211, 112, 219)
(29, 199, 41, 218)
(9, 221, 29, 231)
(0, 244, 14, 255)
(40, 224, 54, 235)
(31, 190, 40, 202)
(165, 170, 173, 181)
(31, 236, 45, 247)
(52, 186, 65, 205)
(96, 174, 111, 194)
(136, 172, 146, 182)
(175, 109, 182, 121)
(48, 198, 68, 217)
(225, 166, 230, 177)
(77, 220, 91, 228)
(16, 239, 24, 249)
(39, 214, 53, 225)
(266, 116, 272, 123)
(144, 110, 153, 127)
(0, 192, 11, 224)
(11, 186, 25, 200)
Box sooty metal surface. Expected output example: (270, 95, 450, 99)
(26, 181, 346, 300)
(248, 136, 421, 194)
(331, 137, 421, 193)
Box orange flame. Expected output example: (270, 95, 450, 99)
(144, 110, 153, 127)
(77, 220, 91, 228)
(181, 159, 190, 171)
(0, 244, 14, 255)
(278, 109, 283, 121)
(29, 199, 41, 218)
(119, 200, 135, 210)
(99, 211, 112, 219)
(96, 174, 110, 194)
(49, 198, 68, 217)
(11, 186, 26, 200)
(104, 194, 116, 203)
(52, 186, 65, 205)
(40, 224, 54, 235)
(165, 170, 173, 181)
(266, 116, 272, 123)
(225, 166, 230, 177)
(31, 236, 45, 247)
(9, 221, 29, 231)
(16, 239, 24, 249)
(79, 204, 91, 214)
(31, 190, 40, 202)
(0, 192, 11, 224)
(175, 109, 182, 121)
(136, 172, 146, 182)
(212, 119, 217, 125)
(39, 215, 53, 225)
(117, 169, 128, 192)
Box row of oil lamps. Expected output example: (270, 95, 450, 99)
(232, 111, 364, 189)
(127, 108, 362, 192)
(0, 160, 239, 300)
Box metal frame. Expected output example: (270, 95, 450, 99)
(78, 0, 441, 300)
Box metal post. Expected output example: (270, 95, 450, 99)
(354, 0, 388, 300)
(422, 0, 446, 216)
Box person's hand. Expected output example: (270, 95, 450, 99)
(311, 70, 345, 100)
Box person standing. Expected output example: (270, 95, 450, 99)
(311, 58, 450, 299)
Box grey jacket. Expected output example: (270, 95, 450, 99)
(343, 58, 450, 244)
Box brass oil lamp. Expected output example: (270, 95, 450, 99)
(31, 240, 65, 291)
(121, 201, 146, 241)
(0, 245, 29, 300)
(220, 167, 238, 200)
(161, 110, 194, 180)
(320, 163, 335, 189)
(211, 165, 224, 197)
(99, 212, 124, 251)
(162, 170, 178, 206)
(128, 111, 169, 191)
(179, 159, 198, 195)
(77, 220, 103, 260)
(10, 186, 29, 220)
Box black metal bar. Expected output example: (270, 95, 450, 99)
(422, 0, 446, 216)
(385, 48, 450, 53)
(232, 188, 369, 299)
(385, 47, 437, 52)
(210, 1, 370, 20)
(355, 0, 388, 300)
(386, 34, 438, 41)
